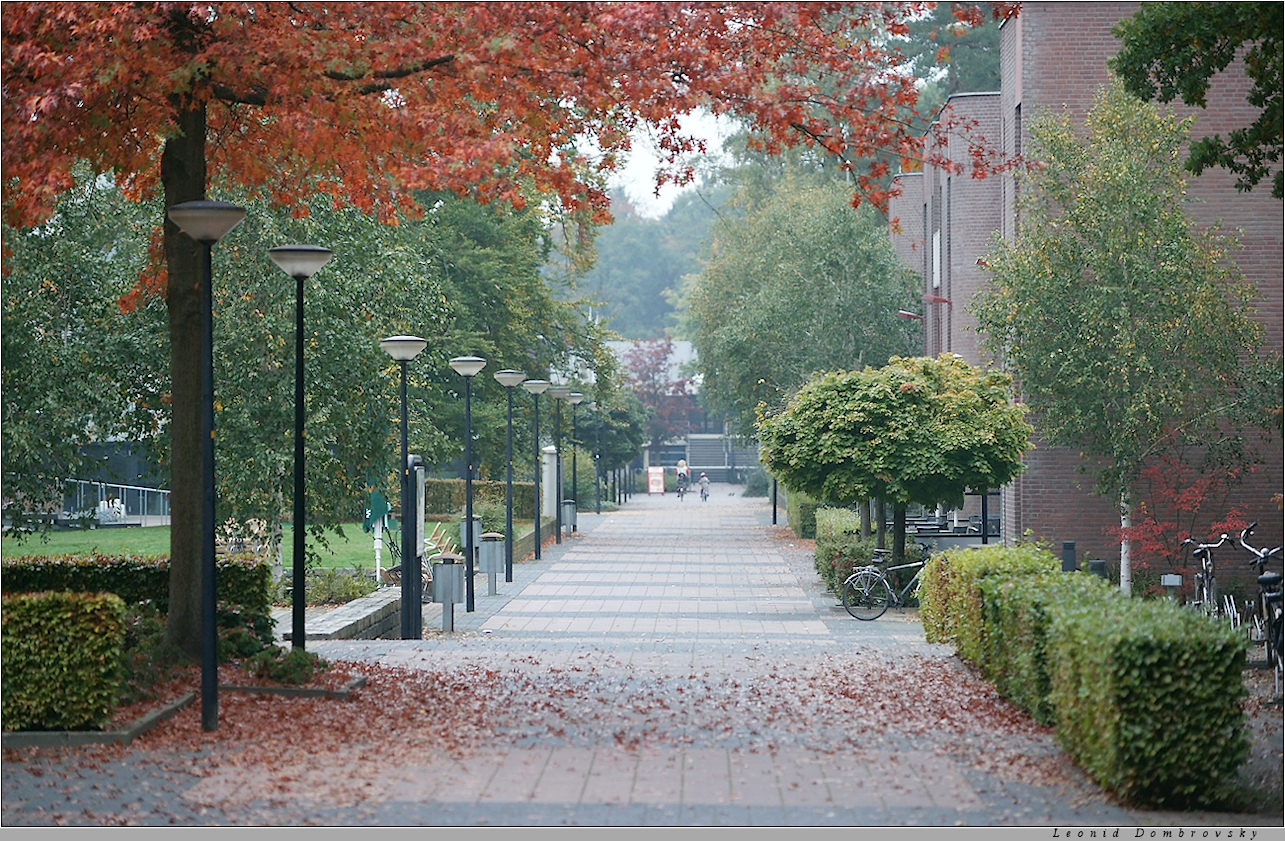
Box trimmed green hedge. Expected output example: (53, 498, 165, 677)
(918, 543, 1058, 661)
(422, 478, 536, 521)
(922, 544, 1252, 810)
(785, 488, 822, 539)
(1049, 594, 1249, 808)
(2, 591, 126, 731)
(814, 507, 878, 594)
(978, 571, 1120, 724)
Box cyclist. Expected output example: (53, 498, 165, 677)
(675, 470, 688, 499)
(698, 472, 710, 501)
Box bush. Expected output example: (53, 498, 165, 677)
(245, 646, 329, 684)
(1047, 594, 1249, 808)
(785, 488, 822, 539)
(2, 591, 127, 731)
(814, 507, 878, 594)
(977, 571, 1119, 723)
(918, 543, 1058, 661)
(743, 467, 771, 497)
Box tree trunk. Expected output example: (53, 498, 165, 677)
(161, 99, 209, 660)
(859, 498, 871, 537)
(1118, 489, 1133, 597)
(876, 498, 887, 549)
(893, 503, 907, 563)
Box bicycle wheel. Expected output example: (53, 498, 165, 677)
(842, 569, 892, 620)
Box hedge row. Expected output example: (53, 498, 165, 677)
(919, 544, 1250, 810)
(422, 478, 536, 521)
(1, 591, 127, 731)
(814, 507, 879, 594)
(785, 488, 823, 539)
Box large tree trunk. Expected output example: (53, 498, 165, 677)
(893, 503, 907, 563)
(161, 99, 209, 660)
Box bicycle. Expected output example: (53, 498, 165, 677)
(841, 544, 929, 620)
(1182, 531, 1236, 625)
(1238, 522, 1282, 694)
(676, 475, 687, 500)
(699, 482, 710, 502)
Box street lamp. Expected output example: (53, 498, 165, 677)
(567, 392, 585, 531)
(520, 379, 550, 558)
(591, 402, 603, 515)
(167, 199, 247, 732)
(547, 385, 570, 543)
(381, 335, 428, 639)
(493, 369, 526, 582)
(268, 244, 334, 652)
(449, 355, 486, 612)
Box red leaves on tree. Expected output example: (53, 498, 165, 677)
(3, 2, 1019, 234)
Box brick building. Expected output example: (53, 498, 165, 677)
(889, 2, 1283, 576)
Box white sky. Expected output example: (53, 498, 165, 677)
(607, 111, 735, 219)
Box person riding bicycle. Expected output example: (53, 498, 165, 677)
(698, 472, 710, 500)
(675, 469, 689, 497)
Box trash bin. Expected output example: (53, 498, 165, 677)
(479, 532, 504, 595)
(431, 552, 465, 631)
(561, 499, 576, 535)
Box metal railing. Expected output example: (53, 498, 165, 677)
(62, 479, 171, 527)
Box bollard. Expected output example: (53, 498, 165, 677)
(431, 552, 465, 632)
(479, 532, 504, 596)
(1062, 541, 1078, 572)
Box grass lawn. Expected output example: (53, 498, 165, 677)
(2, 521, 534, 569)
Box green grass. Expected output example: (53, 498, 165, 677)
(2, 520, 534, 570)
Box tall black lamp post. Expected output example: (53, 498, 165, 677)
(520, 379, 550, 558)
(268, 244, 334, 651)
(493, 369, 526, 582)
(449, 355, 486, 612)
(167, 199, 247, 732)
(547, 384, 570, 543)
(381, 335, 427, 639)
(567, 392, 584, 530)
(591, 402, 603, 515)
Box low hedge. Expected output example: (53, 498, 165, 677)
(918, 543, 1058, 662)
(977, 571, 1120, 724)
(814, 507, 878, 594)
(1048, 594, 1249, 808)
(785, 488, 823, 539)
(925, 544, 1252, 810)
(2, 591, 127, 731)
(422, 478, 536, 521)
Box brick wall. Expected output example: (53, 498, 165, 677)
(895, 2, 1283, 568)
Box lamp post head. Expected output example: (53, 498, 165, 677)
(381, 335, 428, 362)
(567, 392, 585, 406)
(449, 356, 487, 378)
(493, 369, 527, 388)
(167, 200, 246, 245)
(269, 244, 334, 279)
(521, 379, 551, 395)
(547, 385, 571, 400)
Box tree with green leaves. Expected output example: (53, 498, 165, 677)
(972, 79, 1280, 595)
(682, 173, 921, 436)
(1109, 1, 1283, 198)
(756, 354, 1031, 561)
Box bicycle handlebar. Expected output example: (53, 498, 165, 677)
(1183, 532, 1230, 558)
(1239, 522, 1282, 568)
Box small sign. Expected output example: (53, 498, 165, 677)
(647, 466, 665, 494)
(1160, 574, 1183, 587)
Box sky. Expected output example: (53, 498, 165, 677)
(607, 110, 735, 219)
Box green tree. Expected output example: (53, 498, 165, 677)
(1, 171, 169, 529)
(1109, 1, 1283, 197)
(756, 354, 1031, 561)
(682, 173, 921, 436)
(971, 79, 1280, 595)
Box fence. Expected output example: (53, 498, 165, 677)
(62, 480, 171, 527)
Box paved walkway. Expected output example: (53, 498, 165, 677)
(5, 486, 1282, 829)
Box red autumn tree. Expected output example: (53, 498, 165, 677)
(3, 2, 1013, 656)
(623, 338, 697, 449)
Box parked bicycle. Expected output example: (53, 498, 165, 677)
(1238, 522, 1282, 694)
(1182, 531, 1237, 625)
(841, 543, 930, 620)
